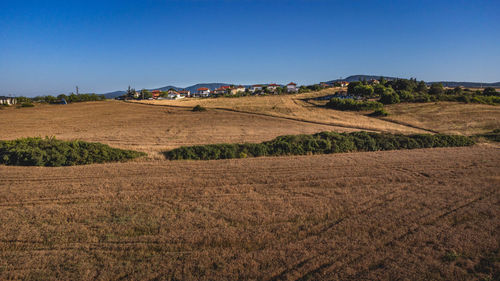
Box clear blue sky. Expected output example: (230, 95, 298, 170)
(1, 0, 499, 96)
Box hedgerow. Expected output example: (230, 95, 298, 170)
(0, 137, 146, 166)
(164, 131, 474, 160)
(474, 129, 500, 142)
(326, 98, 383, 111)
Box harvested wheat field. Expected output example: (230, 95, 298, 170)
(0, 101, 343, 157)
(134, 91, 433, 134)
(136, 93, 500, 136)
(0, 145, 499, 280)
(383, 102, 500, 135)
(1, 100, 499, 280)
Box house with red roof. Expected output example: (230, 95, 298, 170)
(151, 90, 161, 99)
(267, 83, 279, 91)
(250, 85, 263, 92)
(286, 82, 298, 93)
(230, 85, 245, 95)
(197, 87, 210, 97)
(339, 81, 349, 88)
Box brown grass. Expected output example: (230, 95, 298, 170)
(134, 91, 433, 134)
(0, 99, 499, 280)
(383, 102, 500, 135)
(0, 101, 341, 158)
(0, 146, 498, 280)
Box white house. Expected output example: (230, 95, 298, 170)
(267, 84, 279, 91)
(250, 85, 263, 92)
(197, 87, 210, 97)
(167, 92, 184, 100)
(286, 82, 297, 93)
(0, 96, 17, 105)
(179, 90, 191, 97)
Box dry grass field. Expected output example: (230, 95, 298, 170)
(0, 100, 499, 280)
(0, 146, 498, 280)
(134, 90, 432, 134)
(0, 101, 340, 157)
(135, 91, 500, 135)
(384, 102, 500, 135)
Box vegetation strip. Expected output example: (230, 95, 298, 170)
(474, 129, 500, 142)
(0, 137, 146, 166)
(164, 131, 475, 160)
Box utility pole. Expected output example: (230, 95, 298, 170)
(76, 86, 79, 95)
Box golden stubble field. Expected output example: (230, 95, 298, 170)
(136, 90, 500, 135)
(0, 100, 341, 157)
(0, 146, 499, 280)
(0, 99, 499, 280)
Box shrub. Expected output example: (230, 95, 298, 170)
(352, 85, 374, 97)
(192, 105, 207, 112)
(474, 129, 500, 142)
(379, 91, 400, 104)
(369, 109, 389, 117)
(163, 131, 475, 160)
(429, 83, 444, 95)
(0, 137, 146, 166)
(18, 102, 35, 108)
(482, 87, 498, 96)
(326, 98, 383, 111)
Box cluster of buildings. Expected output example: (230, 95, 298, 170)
(197, 82, 298, 98)
(141, 83, 300, 100)
(0, 96, 17, 105)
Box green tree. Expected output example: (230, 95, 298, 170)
(373, 84, 386, 96)
(453, 87, 463, 95)
(428, 83, 444, 95)
(141, 89, 152, 99)
(379, 88, 400, 104)
(347, 81, 363, 94)
(353, 85, 374, 97)
(483, 87, 498, 96)
(416, 81, 427, 93)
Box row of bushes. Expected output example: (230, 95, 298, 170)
(474, 129, 500, 142)
(382, 91, 500, 105)
(164, 131, 475, 160)
(325, 98, 383, 111)
(0, 137, 146, 166)
(14, 93, 106, 105)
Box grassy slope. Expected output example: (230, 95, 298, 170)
(383, 102, 500, 135)
(135, 90, 500, 135)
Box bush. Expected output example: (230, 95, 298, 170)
(0, 137, 146, 166)
(18, 102, 35, 108)
(163, 131, 474, 160)
(192, 105, 207, 112)
(429, 83, 444, 95)
(482, 87, 498, 96)
(352, 85, 374, 97)
(379, 88, 400, 104)
(326, 98, 383, 111)
(369, 109, 389, 117)
(474, 129, 500, 142)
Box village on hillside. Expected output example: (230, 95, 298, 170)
(117, 80, 356, 101)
